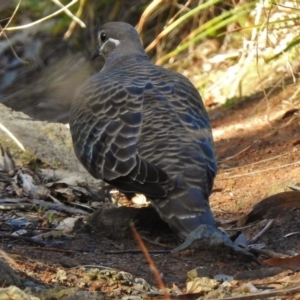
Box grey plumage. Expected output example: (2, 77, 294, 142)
(70, 22, 217, 239)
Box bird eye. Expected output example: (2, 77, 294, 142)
(100, 31, 107, 42)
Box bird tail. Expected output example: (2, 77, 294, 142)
(151, 187, 215, 239)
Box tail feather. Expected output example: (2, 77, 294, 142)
(151, 187, 215, 239)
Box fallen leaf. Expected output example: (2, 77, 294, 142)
(233, 267, 284, 280)
(264, 253, 300, 269)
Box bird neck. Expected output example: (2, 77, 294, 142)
(103, 52, 150, 71)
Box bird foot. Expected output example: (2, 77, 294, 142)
(172, 224, 261, 264)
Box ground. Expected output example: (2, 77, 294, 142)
(1, 79, 300, 299)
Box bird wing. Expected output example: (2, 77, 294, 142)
(139, 69, 217, 191)
(168, 73, 217, 185)
(136, 70, 217, 237)
(70, 73, 169, 198)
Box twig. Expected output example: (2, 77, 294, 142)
(286, 184, 300, 192)
(141, 235, 174, 249)
(287, 81, 300, 103)
(131, 223, 170, 299)
(63, 0, 86, 39)
(4, 0, 78, 31)
(0, 123, 25, 151)
(103, 250, 171, 255)
(30, 247, 76, 254)
(166, 0, 191, 26)
(47, 194, 63, 205)
(136, 0, 164, 34)
(222, 160, 300, 179)
(0, 0, 21, 38)
(209, 285, 300, 300)
(221, 150, 295, 171)
(218, 146, 251, 163)
(226, 223, 257, 231)
(250, 75, 285, 125)
(249, 219, 274, 243)
(0, 198, 89, 215)
(52, 0, 85, 28)
(0, 25, 25, 62)
(277, 115, 297, 129)
(0, 234, 46, 246)
(250, 248, 289, 258)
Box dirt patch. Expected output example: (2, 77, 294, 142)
(1, 80, 300, 298)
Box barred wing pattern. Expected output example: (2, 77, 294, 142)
(136, 63, 217, 237)
(70, 55, 217, 239)
(70, 65, 169, 199)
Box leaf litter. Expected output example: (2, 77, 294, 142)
(0, 83, 300, 299)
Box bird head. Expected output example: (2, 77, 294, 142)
(91, 22, 146, 61)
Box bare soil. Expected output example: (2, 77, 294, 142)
(1, 79, 300, 298)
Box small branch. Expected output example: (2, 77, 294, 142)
(0, 123, 25, 151)
(250, 248, 289, 258)
(223, 160, 300, 179)
(249, 219, 274, 243)
(131, 223, 170, 299)
(4, 0, 78, 31)
(30, 247, 76, 254)
(63, 0, 86, 39)
(218, 146, 251, 163)
(0, 198, 89, 215)
(52, 0, 86, 28)
(221, 150, 294, 172)
(0, 0, 21, 38)
(209, 285, 300, 300)
(0, 234, 46, 247)
(141, 235, 174, 249)
(103, 250, 171, 255)
(226, 223, 257, 231)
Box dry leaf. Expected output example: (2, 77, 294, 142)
(264, 253, 300, 269)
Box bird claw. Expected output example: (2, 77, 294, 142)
(172, 224, 260, 264)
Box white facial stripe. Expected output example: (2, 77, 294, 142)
(108, 38, 120, 46)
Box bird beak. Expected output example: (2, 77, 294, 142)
(90, 45, 101, 61)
